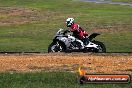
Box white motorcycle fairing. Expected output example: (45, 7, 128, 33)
(55, 35, 84, 48)
(55, 29, 98, 49)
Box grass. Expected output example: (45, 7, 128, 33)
(0, 0, 132, 52)
(0, 72, 131, 88)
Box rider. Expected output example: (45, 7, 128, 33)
(66, 18, 89, 49)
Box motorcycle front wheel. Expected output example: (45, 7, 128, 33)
(48, 42, 65, 53)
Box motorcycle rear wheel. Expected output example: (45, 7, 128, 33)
(92, 41, 106, 53)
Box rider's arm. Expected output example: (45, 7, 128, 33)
(71, 23, 79, 31)
(63, 30, 71, 36)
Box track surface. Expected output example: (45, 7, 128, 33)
(0, 53, 132, 74)
(80, 0, 132, 6)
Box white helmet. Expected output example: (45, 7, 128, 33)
(66, 18, 74, 27)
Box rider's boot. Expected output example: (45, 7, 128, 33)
(82, 38, 89, 46)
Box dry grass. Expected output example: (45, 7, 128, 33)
(0, 53, 132, 74)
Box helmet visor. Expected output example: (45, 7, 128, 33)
(66, 21, 71, 26)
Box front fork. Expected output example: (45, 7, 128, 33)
(56, 42, 63, 51)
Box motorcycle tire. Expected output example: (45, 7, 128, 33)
(92, 41, 106, 53)
(48, 42, 65, 53)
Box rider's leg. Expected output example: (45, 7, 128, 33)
(82, 38, 89, 45)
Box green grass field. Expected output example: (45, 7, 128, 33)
(0, 72, 131, 88)
(0, 0, 132, 53)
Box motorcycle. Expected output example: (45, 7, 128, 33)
(48, 28, 106, 53)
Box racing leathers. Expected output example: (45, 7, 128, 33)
(69, 23, 89, 49)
